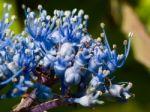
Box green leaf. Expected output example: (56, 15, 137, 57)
(0, 0, 21, 33)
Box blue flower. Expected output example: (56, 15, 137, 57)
(0, 4, 133, 108)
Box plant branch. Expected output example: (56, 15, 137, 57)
(30, 99, 68, 112)
(12, 89, 37, 112)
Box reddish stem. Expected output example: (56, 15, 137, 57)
(30, 99, 68, 112)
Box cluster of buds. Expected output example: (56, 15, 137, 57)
(0, 3, 133, 111)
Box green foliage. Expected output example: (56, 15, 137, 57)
(136, 0, 150, 33)
(0, 0, 21, 33)
(0, 0, 150, 112)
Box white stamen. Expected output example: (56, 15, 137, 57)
(20, 76, 25, 81)
(100, 22, 105, 28)
(24, 19, 27, 25)
(97, 37, 102, 42)
(27, 8, 31, 13)
(103, 70, 106, 75)
(38, 4, 42, 10)
(126, 82, 133, 90)
(72, 16, 77, 22)
(42, 22, 46, 27)
(56, 19, 61, 26)
(84, 15, 89, 20)
(102, 70, 110, 76)
(7, 4, 12, 10)
(42, 10, 47, 16)
(5, 29, 11, 36)
(13, 88, 18, 94)
(56, 10, 61, 16)
(63, 17, 66, 22)
(105, 70, 110, 75)
(29, 12, 34, 19)
(123, 40, 127, 45)
(128, 32, 133, 38)
(39, 60, 44, 65)
(32, 76, 38, 81)
(25, 49, 31, 54)
(117, 54, 124, 60)
(79, 24, 83, 29)
(25, 81, 34, 87)
(37, 17, 42, 22)
(0, 73, 4, 78)
(72, 8, 77, 15)
(4, 13, 9, 18)
(22, 4, 25, 9)
(52, 16, 57, 21)
(21, 31, 26, 36)
(54, 10, 57, 15)
(7, 62, 18, 73)
(83, 21, 87, 25)
(46, 15, 51, 21)
(4, 18, 9, 24)
(43, 111, 48, 112)
(64, 10, 71, 17)
(100, 33, 104, 38)
(11, 15, 16, 21)
(3, 3, 7, 8)
(10, 31, 14, 36)
(78, 9, 84, 16)
(113, 44, 117, 49)
(12, 78, 18, 82)
(34, 19, 38, 24)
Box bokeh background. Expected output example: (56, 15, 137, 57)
(0, 0, 150, 112)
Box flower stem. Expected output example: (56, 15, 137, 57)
(13, 89, 37, 112)
(30, 99, 68, 112)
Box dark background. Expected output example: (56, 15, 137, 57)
(0, 0, 150, 112)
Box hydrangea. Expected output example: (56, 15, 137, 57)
(0, 3, 133, 112)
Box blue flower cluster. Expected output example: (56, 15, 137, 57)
(0, 3, 133, 106)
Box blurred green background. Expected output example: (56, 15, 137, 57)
(1, 0, 150, 112)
